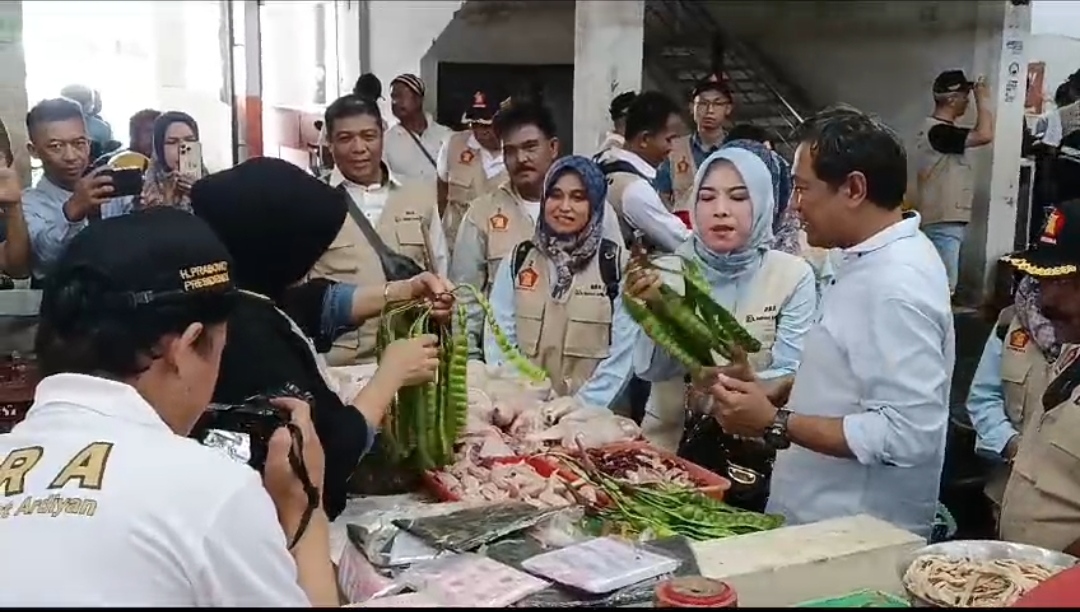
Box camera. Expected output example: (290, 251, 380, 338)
(189, 398, 290, 472)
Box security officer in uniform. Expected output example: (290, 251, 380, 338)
(999, 200, 1080, 555)
(314, 93, 448, 366)
(437, 91, 508, 247)
(965, 290, 1055, 518)
(656, 75, 733, 211)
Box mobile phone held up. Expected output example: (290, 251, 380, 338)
(177, 141, 203, 179)
(102, 167, 144, 198)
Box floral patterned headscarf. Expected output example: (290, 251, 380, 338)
(533, 155, 608, 301)
(1015, 275, 1061, 359)
(137, 111, 204, 213)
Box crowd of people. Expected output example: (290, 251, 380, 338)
(0, 67, 1077, 606)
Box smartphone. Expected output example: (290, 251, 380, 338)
(177, 141, 203, 178)
(103, 167, 144, 198)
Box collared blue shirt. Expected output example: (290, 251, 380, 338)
(23, 176, 132, 280)
(767, 213, 955, 539)
(655, 133, 722, 196)
(483, 255, 639, 409)
(965, 331, 1020, 460)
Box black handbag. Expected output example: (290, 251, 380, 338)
(337, 185, 424, 281)
(677, 383, 776, 513)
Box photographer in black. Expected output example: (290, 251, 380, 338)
(0, 208, 336, 605)
(190, 157, 452, 517)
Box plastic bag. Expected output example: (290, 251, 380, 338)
(399, 553, 549, 607)
(393, 501, 562, 553)
(521, 537, 681, 594)
(346, 498, 480, 566)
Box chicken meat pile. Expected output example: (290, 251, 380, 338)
(458, 360, 642, 460)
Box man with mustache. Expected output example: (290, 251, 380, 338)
(998, 200, 1080, 555)
(708, 106, 955, 539)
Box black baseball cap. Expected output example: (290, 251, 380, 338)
(691, 74, 732, 99)
(49, 207, 237, 310)
(462, 90, 500, 125)
(1002, 200, 1080, 278)
(933, 70, 974, 95)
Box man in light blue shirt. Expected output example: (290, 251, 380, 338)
(22, 97, 132, 281)
(709, 106, 955, 539)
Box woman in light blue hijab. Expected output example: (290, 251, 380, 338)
(628, 141, 819, 398)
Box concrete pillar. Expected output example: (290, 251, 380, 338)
(336, 0, 364, 97)
(152, 2, 188, 91)
(0, 1, 29, 186)
(572, 0, 644, 156)
(963, 0, 1030, 298)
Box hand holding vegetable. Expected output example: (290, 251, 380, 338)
(624, 264, 663, 306)
(710, 373, 777, 438)
(390, 273, 456, 324)
(381, 335, 440, 387)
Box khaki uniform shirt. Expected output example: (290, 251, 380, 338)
(311, 174, 441, 366)
(439, 131, 507, 247)
(999, 344, 1080, 551)
(984, 311, 1053, 507)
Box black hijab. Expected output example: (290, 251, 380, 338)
(190, 157, 367, 521)
(190, 156, 348, 300)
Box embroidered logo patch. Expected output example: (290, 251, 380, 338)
(518, 267, 539, 290)
(489, 213, 508, 232)
(1008, 329, 1029, 351)
(676, 159, 691, 174)
(1041, 209, 1064, 245)
(459, 149, 475, 165)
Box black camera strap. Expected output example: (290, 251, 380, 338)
(284, 422, 320, 550)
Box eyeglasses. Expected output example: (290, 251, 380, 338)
(694, 100, 733, 111)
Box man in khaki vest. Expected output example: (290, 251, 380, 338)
(655, 75, 732, 211)
(964, 303, 1053, 517)
(436, 91, 507, 247)
(451, 101, 625, 358)
(999, 200, 1080, 555)
(313, 94, 448, 366)
(913, 70, 994, 298)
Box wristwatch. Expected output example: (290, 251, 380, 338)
(764, 408, 793, 451)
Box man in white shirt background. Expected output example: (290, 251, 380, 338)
(597, 91, 692, 253)
(710, 106, 955, 539)
(383, 74, 451, 184)
(0, 208, 337, 606)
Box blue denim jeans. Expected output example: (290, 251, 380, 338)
(923, 222, 968, 293)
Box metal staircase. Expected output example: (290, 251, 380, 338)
(643, 0, 814, 156)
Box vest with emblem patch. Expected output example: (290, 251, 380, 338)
(310, 181, 437, 366)
(913, 117, 976, 226)
(461, 184, 534, 292)
(984, 309, 1053, 507)
(667, 135, 697, 213)
(511, 240, 627, 399)
(723, 250, 809, 371)
(445, 132, 507, 245)
(999, 344, 1080, 552)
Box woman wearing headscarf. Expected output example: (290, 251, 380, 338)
(965, 272, 1058, 518)
(485, 155, 638, 409)
(625, 142, 817, 509)
(190, 157, 454, 520)
(138, 111, 207, 212)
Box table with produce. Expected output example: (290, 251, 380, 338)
(328, 263, 1079, 607)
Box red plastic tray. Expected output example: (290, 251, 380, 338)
(547, 440, 731, 502)
(422, 455, 563, 503)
